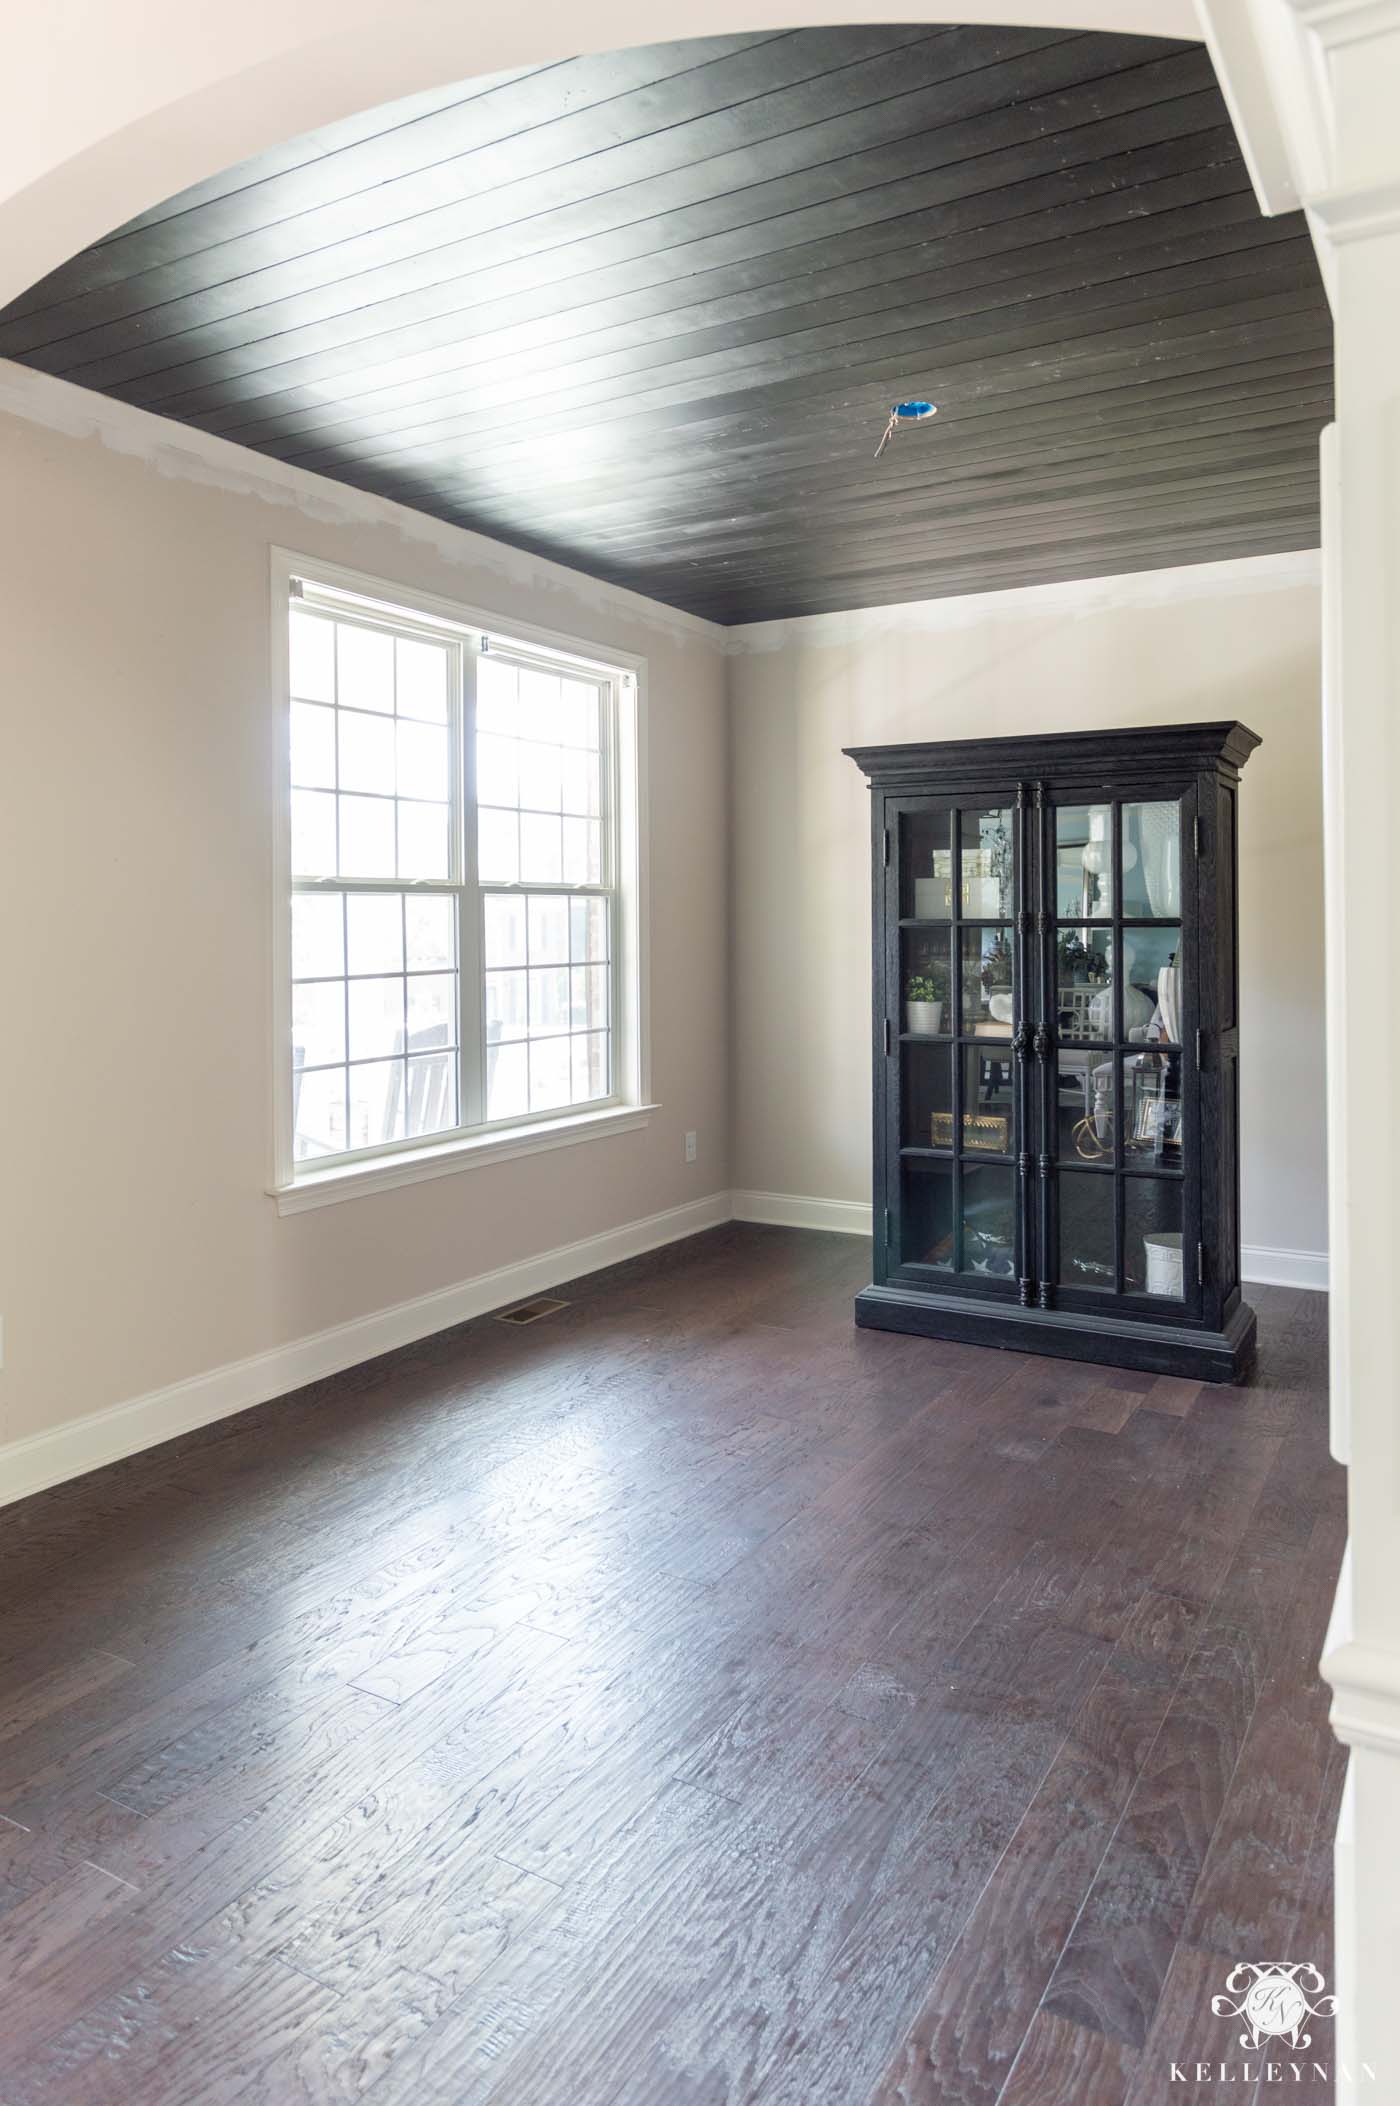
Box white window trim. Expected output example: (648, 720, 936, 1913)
(267, 547, 653, 1213)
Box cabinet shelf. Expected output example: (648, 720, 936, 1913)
(849, 723, 1260, 1383)
(901, 1145, 1014, 1166)
(900, 1030, 1014, 1045)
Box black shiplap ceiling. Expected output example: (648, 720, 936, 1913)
(0, 26, 1331, 623)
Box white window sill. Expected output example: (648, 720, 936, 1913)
(271, 1103, 658, 1215)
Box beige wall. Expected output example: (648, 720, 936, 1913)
(727, 552, 1327, 1273)
(0, 365, 729, 1451)
(0, 359, 1326, 1476)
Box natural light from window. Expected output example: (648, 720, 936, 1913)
(283, 575, 628, 1178)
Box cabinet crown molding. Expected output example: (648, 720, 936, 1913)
(845, 721, 1262, 787)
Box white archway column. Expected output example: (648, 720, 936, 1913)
(1203, 4, 1400, 2096)
(1319, 199, 1400, 2096)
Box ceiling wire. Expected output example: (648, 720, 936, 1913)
(875, 399, 938, 461)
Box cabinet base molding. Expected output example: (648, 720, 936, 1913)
(853, 1282, 1257, 1383)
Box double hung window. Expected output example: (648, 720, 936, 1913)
(279, 565, 638, 1190)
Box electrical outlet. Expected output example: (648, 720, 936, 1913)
(684, 1131, 698, 1163)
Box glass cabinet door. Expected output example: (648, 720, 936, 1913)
(1047, 792, 1194, 1311)
(892, 799, 1020, 1290)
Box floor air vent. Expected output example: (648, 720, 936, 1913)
(495, 1296, 569, 1326)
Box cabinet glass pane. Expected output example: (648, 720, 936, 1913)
(904, 1042, 952, 1147)
(961, 926, 1014, 1036)
(1058, 1169, 1115, 1291)
(903, 929, 951, 1036)
(1124, 1179, 1185, 1298)
(902, 813, 953, 920)
(960, 1046, 1014, 1156)
(1123, 1051, 1183, 1167)
(1123, 927, 1183, 1044)
(1056, 1048, 1114, 1162)
(1055, 927, 1113, 1044)
(1057, 803, 1114, 918)
(961, 1165, 1015, 1279)
(959, 806, 1015, 919)
(1122, 800, 1181, 918)
(901, 1160, 954, 1270)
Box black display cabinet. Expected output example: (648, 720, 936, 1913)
(846, 723, 1260, 1382)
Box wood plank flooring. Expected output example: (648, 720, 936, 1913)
(0, 1226, 1343, 2103)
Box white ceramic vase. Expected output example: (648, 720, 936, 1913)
(1157, 963, 1180, 1043)
(1139, 802, 1180, 915)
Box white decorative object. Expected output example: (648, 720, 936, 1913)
(1144, 1230, 1183, 1298)
(1157, 963, 1180, 1044)
(1059, 986, 1099, 1041)
(988, 991, 1014, 1024)
(1139, 803, 1180, 916)
(1080, 810, 1113, 913)
(961, 849, 1005, 917)
(1120, 937, 1155, 1037)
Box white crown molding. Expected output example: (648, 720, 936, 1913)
(0, 1192, 730, 1509)
(1291, 0, 1400, 48)
(1201, 0, 1400, 231)
(1308, 176, 1400, 243)
(0, 358, 721, 648)
(723, 549, 1322, 654)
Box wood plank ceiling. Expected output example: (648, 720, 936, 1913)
(0, 26, 1331, 623)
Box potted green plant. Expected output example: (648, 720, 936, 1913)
(905, 964, 947, 1035)
(1056, 930, 1089, 985)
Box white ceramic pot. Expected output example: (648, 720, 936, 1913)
(906, 1000, 943, 1036)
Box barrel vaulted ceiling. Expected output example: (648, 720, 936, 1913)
(0, 26, 1331, 623)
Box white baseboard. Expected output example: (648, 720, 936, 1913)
(0, 1193, 730, 1511)
(1241, 1243, 1329, 1291)
(731, 1189, 1329, 1293)
(730, 1189, 874, 1236)
(0, 1191, 1329, 1510)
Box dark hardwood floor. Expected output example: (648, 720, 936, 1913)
(0, 1225, 1342, 2103)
